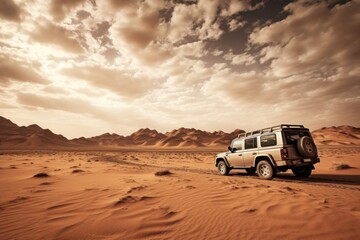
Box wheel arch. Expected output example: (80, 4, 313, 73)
(215, 157, 231, 167)
(254, 155, 275, 167)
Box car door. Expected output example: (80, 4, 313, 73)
(227, 139, 244, 167)
(242, 137, 258, 167)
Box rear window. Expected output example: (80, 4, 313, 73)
(284, 131, 310, 145)
(260, 134, 277, 147)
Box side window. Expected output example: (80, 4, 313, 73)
(245, 137, 257, 149)
(260, 134, 277, 147)
(232, 140, 242, 151)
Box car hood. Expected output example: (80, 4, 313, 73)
(216, 151, 228, 158)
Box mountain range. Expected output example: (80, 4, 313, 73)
(0, 116, 359, 149)
(0, 116, 244, 149)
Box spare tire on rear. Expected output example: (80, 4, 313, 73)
(297, 136, 317, 158)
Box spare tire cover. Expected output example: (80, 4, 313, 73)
(297, 136, 317, 158)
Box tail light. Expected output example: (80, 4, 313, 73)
(281, 148, 289, 160)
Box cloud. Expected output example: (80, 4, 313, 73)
(108, 0, 138, 10)
(0, 0, 358, 137)
(0, 55, 49, 85)
(61, 65, 158, 98)
(203, 63, 358, 106)
(30, 20, 84, 54)
(228, 19, 245, 31)
(202, 69, 276, 104)
(250, 0, 360, 77)
(167, 0, 223, 43)
(168, 0, 262, 42)
(107, 0, 174, 65)
(117, 24, 158, 50)
(195, 0, 358, 128)
(107, 0, 261, 65)
(17, 92, 113, 120)
(167, 3, 200, 43)
(0, 0, 21, 22)
(91, 21, 111, 41)
(50, 0, 89, 21)
(220, 0, 264, 16)
(108, 0, 164, 49)
(224, 52, 256, 65)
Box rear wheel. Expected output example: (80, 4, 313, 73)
(245, 167, 256, 175)
(292, 166, 312, 177)
(257, 160, 276, 180)
(218, 160, 230, 176)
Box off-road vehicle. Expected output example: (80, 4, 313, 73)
(215, 124, 320, 180)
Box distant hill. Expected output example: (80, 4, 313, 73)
(1, 116, 358, 149)
(311, 126, 360, 145)
(0, 116, 73, 149)
(70, 127, 245, 148)
(0, 116, 245, 149)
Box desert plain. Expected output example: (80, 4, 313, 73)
(0, 146, 359, 240)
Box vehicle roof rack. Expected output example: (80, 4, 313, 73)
(237, 124, 305, 138)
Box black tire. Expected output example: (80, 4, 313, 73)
(292, 166, 312, 177)
(297, 136, 317, 158)
(218, 160, 230, 176)
(245, 167, 256, 175)
(256, 160, 276, 180)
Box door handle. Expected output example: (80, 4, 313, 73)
(252, 153, 257, 155)
(238, 154, 242, 156)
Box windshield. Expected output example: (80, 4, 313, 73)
(284, 131, 310, 145)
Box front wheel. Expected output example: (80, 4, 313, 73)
(218, 161, 230, 176)
(292, 166, 312, 177)
(257, 160, 276, 180)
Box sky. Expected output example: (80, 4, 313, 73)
(0, 0, 359, 138)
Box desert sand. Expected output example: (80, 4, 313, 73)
(0, 146, 359, 240)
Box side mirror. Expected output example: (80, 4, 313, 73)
(228, 146, 232, 152)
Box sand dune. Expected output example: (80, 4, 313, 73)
(312, 126, 360, 145)
(0, 147, 359, 239)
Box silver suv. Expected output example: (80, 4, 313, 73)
(215, 124, 320, 180)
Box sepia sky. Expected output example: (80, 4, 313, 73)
(0, 0, 359, 138)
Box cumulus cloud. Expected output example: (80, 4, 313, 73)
(227, 19, 245, 31)
(50, 0, 89, 21)
(0, 55, 49, 85)
(250, 0, 360, 77)
(168, 0, 258, 43)
(106, 0, 174, 65)
(106, 0, 261, 64)
(30, 20, 84, 54)
(107, 0, 138, 11)
(91, 21, 111, 41)
(202, 69, 275, 104)
(202, 0, 359, 131)
(167, 3, 200, 43)
(224, 52, 256, 65)
(108, 0, 165, 47)
(61, 65, 159, 98)
(0, 0, 21, 22)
